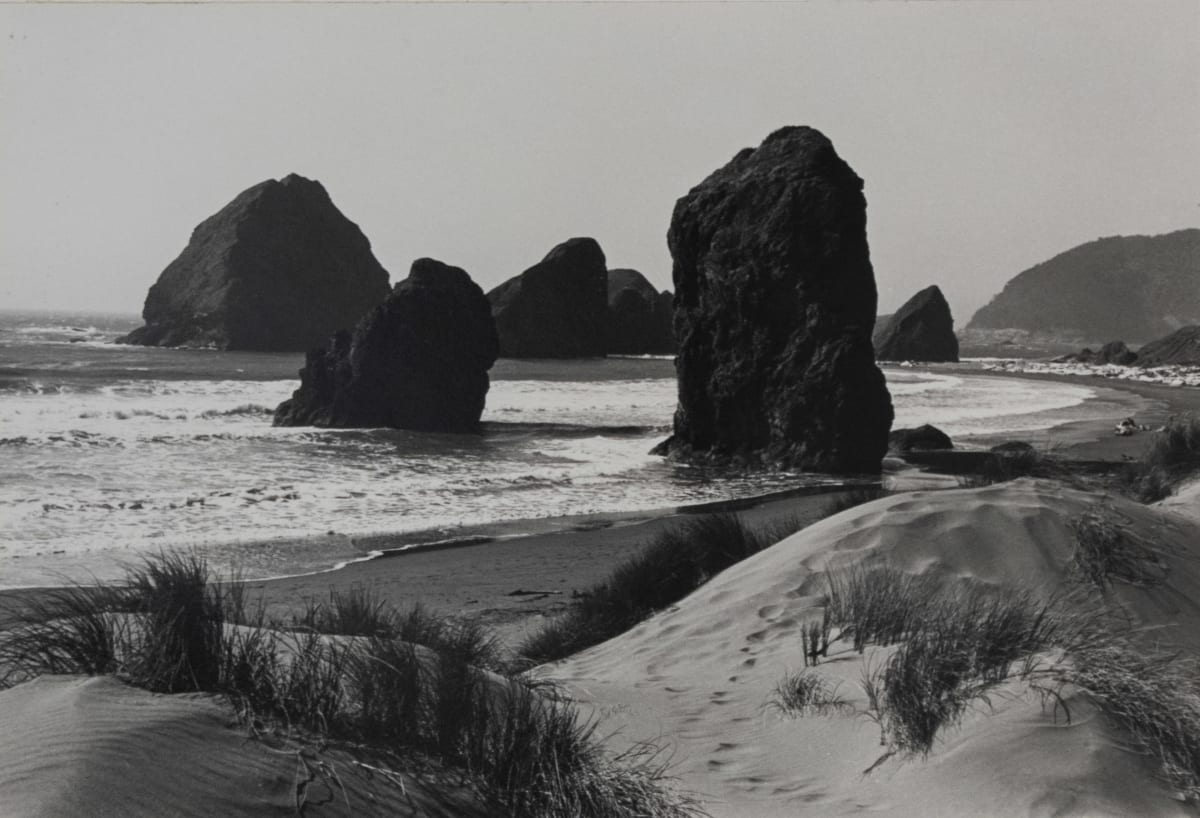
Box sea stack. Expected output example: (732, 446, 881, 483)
(606, 268, 676, 355)
(873, 285, 959, 362)
(656, 126, 893, 472)
(119, 174, 390, 351)
(487, 238, 608, 358)
(274, 258, 499, 433)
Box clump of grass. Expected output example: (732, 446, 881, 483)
(823, 565, 1072, 757)
(1068, 642, 1200, 802)
(1122, 415, 1200, 502)
(292, 585, 397, 638)
(768, 669, 849, 716)
(819, 486, 887, 518)
(824, 565, 942, 652)
(519, 512, 803, 665)
(0, 552, 698, 818)
(1068, 507, 1166, 590)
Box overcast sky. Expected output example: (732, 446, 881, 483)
(2, 1, 1197, 325)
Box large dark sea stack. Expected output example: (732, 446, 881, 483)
(606, 268, 676, 355)
(487, 238, 608, 358)
(274, 259, 498, 433)
(657, 126, 893, 472)
(873, 285, 959, 362)
(119, 174, 390, 351)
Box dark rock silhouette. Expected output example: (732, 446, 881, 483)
(654, 126, 893, 472)
(119, 174, 390, 351)
(1058, 340, 1138, 365)
(487, 238, 608, 358)
(873, 285, 959, 362)
(889, 424, 953, 453)
(606, 268, 675, 355)
(274, 258, 498, 433)
(1136, 326, 1200, 366)
(966, 229, 1200, 346)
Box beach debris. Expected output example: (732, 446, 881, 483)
(507, 589, 564, 597)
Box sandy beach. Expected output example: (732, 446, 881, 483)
(230, 368, 1198, 644)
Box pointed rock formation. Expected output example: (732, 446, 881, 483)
(873, 285, 959, 362)
(273, 258, 498, 433)
(606, 268, 676, 355)
(655, 126, 893, 472)
(487, 238, 608, 358)
(119, 174, 390, 351)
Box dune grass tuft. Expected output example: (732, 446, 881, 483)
(819, 486, 887, 518)
(1122, 414, 1200, 502)
(1068, 507, 1166, 590)
(0, 552, 698, 817)
(519, 512, 806, 666)
(768, 669, 849, 716)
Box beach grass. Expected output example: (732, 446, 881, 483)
(1121, 414, 1200, 501)
(518, 512, 806, 665)
(819, 562, 1200, 798)
(767, 669, 849, 716)
(0, 552, 699, 818)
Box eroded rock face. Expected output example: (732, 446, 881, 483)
(873, 285, 959, 362)
(656, 126, 893, 472)
(119, 174, 390, 351)
(487, 238, 608, 358)
(606, 268, 675, 355)
(274, 258, 498, 433)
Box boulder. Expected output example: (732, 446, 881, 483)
(606, 268, 675, 355)
(873, 285, 959, 362)
(654, 126, 894, 472)
(1058, 340, 1138, 365)
(1136, 326, 1200, 366)
(487, 238, 608, 358)
(119, 174, 390, 351)
(888, 424, 953, 453)
(274, 258, 498, 433)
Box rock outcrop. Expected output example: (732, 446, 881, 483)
(1136, 326, 1200, 366)
(873, 285, 959, 362)
(654, 126, 893, 472)
(1058, 340, 1138, 365)
(606, 269, 675, 355)
(274, 258, 498, 433)
(487, 238, 608, 358)
(888, 424, 953, 453)
(119, 174, 390, 351)
(965, 229, 1200, 347)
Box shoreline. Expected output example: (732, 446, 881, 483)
(5, 365, 1197, 647)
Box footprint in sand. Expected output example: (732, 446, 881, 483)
(757, 603, 782, 619)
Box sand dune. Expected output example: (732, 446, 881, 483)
(542, 479, 1200, 817)
(0, 675, 479, 818)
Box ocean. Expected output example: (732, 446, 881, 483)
(0, 309, 1112, 588)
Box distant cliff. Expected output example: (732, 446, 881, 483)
(120, 174, 390, 351)
(965, 229, 1200, 347)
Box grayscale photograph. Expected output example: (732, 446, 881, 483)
(0, 1, 1197, 815)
